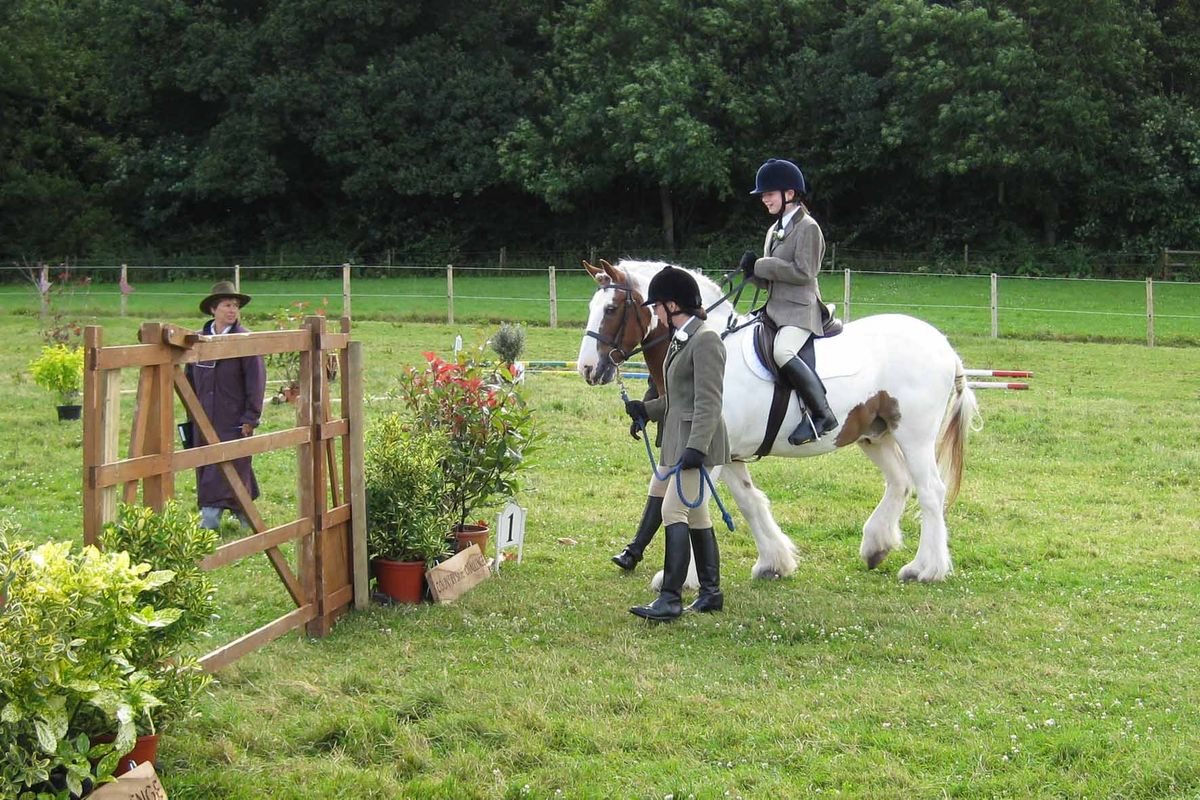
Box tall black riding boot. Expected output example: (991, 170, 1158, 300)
(686, 527, 723, 613)
(779, 357, 838, 446)
(611, 495, 664, 571)
(630, 522, 689, 621)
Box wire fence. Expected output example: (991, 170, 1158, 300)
(2, 261, 1198, 346)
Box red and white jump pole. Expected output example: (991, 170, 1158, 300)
(966, 368, 1032, 391)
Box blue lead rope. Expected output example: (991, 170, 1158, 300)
(621, 386, 735, 532)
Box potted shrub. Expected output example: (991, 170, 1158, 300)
(94, 501, 218, 770)
(490, 322, 527, 383)
(397, 350, 539, 558)
(365, 414, 453, 603)
(0, 524, 177, 798)
(29, 344, 84, 421)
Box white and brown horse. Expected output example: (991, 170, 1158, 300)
(578, 259, 980, 583)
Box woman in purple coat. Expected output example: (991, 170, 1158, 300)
(186, 281, 267, 530)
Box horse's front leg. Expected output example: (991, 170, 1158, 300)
(720, 461, 798, 579)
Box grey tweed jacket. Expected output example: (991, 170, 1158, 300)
(750, 206, 827, 332)
(643, 317, 730, 468)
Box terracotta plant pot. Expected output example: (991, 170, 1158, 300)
(56, 404, 82, 421)
(453, 523, 489, 558)
(94, 733, 160, 776)
(374, 557, 426, 604)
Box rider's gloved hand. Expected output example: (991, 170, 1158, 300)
(739, 250, 757, 277)
(629, 419, 642, 440)
(679, 447, 705, 470)
(624, 399, 647, 423)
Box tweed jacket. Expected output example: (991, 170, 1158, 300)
(642, 317, 730, 469)
(750, 206, 826, 332)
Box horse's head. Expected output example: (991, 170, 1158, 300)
(577, 259, 656, 385)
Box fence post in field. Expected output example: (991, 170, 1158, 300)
(964, 244, 969, 269)
(843, 268, 851, 322)
(234, 264, 241, 292)
(499, 247, 507, 272)
(120, 264, 128, 317)
(447, 264, 455, 325)
(990, 273, 999, 338)
(548, 265, 558, 328)
(1159, 247, 1169, 280)
(830, 242, 837, 271)
(1146, 277, 1155, 347)
(342, 263, 352, 320)
(40, 265, 49, 318)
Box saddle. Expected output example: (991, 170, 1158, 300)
(747, 304, 842, 458)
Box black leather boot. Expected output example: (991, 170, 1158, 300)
(779, 357, 838, 446)
(685, 527, 723, 612)
(630, 522, 689, 621)
(611, 495, 664, 571)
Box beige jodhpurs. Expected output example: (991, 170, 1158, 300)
(659, 468, 713, 528)
(772, 324, 815, 367)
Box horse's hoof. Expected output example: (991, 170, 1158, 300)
(753, 569, 781, 580)
(864, 550, 889, 570)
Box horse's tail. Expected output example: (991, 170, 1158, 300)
(935, 357, 982, 506)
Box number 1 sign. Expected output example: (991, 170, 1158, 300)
(494, 501, 526, 573)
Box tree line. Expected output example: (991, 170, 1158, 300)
(3, 0, 1198, 274)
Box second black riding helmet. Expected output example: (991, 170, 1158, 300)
(642, 266, 702, 310)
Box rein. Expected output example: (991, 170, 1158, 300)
(622, 386, 735, 532)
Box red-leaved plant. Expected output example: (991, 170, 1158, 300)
(397, 351, 538, 529)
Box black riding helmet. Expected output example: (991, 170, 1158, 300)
(750, 158, 807, 197)
(642, 266, 706, 319)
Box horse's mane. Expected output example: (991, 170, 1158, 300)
(614, 259, 742, 327)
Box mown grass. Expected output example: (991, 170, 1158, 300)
(2, 269, 1197, 344)
(1, 302, 1198, 798)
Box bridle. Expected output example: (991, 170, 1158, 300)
(585, 268, 758, 367)
(584, 281, 668, 367)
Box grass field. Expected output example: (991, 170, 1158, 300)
(2, 267, 1198, 345)
(1, 296, 1199, 797)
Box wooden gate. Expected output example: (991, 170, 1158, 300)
(81, 315, 368, 672)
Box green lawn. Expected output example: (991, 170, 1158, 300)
(2, 267, 1197, 344)
(1, 301, 1198, 798)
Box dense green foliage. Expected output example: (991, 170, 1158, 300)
(0, 528, 172, 797)
(2, 1, 1198, 267)
(99, 502, 219, 731)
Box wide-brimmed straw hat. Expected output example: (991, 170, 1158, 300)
(200, 281, 252, 315)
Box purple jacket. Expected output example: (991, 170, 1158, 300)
(185, 320, 267, 510)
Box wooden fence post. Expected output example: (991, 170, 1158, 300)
(447, 264, 455, 325)
(548, 265, 558, 328)
(843, 268, 851, 322)
(1159, 248, 1169, 280)
(39, 265, 49, 319)
(342, 263, 352, 320)
(234, 264, 241, 292)
(82, 325, 121, 544)
(499, 247, 507, 272)
(990, 273, 999, 338)
(120, 264, 128, 317)
(347, 340, 368, 609)
(1146, 277, 1155, 347)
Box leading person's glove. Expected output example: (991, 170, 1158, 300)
(629, 420, 643, 440)
(624, 399, 647, 423)
(679, 447, 706, 470)
(739, 250, 757, 278)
